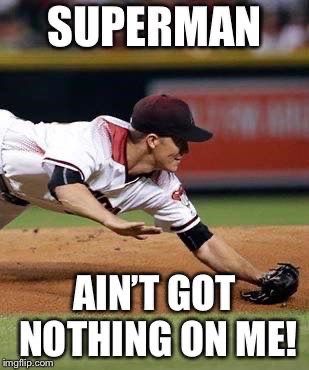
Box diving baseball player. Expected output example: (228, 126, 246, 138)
(0, 95, 298, 304)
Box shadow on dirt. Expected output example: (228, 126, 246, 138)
(0, 262, 167, 282)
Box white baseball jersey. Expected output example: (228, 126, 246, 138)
(0, 110, 200, 233)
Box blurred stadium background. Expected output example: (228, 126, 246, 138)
(0, 0, 308, 223)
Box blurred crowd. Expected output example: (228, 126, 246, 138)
(0, 0, 308, 51)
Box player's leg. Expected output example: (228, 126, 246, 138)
(0, 198, 29, 229)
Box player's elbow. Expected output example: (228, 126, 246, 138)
(177, 222, 214, 252)
(48, 165, 85, 200)
(54, 183, 85, 202)
(192, 237, 215, 257)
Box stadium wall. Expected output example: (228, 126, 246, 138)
(0, 50, 308, 189)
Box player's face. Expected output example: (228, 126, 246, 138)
(153, 136, 189, 172)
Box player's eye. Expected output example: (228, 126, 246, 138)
(172, 137, 189, 155)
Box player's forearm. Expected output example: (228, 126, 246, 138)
(55, 183, 118, 226)
(193, 235, 263, 285)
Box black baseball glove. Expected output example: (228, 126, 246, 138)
(241, 263, 299, 304)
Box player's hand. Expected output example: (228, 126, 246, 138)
(104, 217, 162, 240)
(241, 263, 299, 304)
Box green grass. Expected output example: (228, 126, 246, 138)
(6, 195, 309, 229)
(1, 312, 308, 370)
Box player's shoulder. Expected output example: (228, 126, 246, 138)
(151, 170, 180, 188)
(94, 115, 131, 130)
(92, 115, 131, 145)
(0, 109, 17, 120)
(90, 115, 131, 165)
(148, 171, 192, 211)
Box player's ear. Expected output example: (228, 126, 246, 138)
(146, 134, 160, 150)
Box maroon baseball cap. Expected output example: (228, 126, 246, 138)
(131, 94, 213, 142)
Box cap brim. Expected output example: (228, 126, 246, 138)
(179, 126, 213, 142)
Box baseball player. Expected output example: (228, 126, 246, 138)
(0, 95, 298, 304)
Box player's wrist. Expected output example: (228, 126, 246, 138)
(101, 213, 122, 229)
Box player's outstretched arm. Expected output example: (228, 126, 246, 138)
(193, 234, 264, 285)
(179, 223, 299, 304)
(55, 183, 162, 240)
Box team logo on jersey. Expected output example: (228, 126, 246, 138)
(172, 186, 190, 207)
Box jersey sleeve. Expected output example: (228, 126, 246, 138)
(41, 124, 98, 182)
(144, 171, 200, 233)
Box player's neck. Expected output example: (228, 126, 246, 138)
(126, 137, 156, 175)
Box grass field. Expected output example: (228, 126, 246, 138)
(1, 312, 308, 370)
(1, 194, 309, 370)
(7, 194, 309, 229)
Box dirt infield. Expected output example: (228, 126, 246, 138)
(0, 225, 308, 314)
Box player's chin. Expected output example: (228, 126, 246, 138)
(165, 161, 181, 172)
